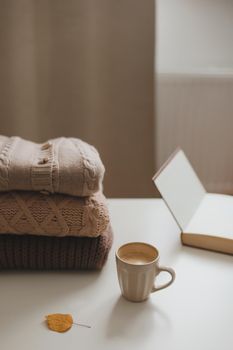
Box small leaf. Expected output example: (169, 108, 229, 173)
(46, 313, 73, 333)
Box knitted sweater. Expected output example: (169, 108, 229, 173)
(0, 225, 113, 270)
(0, 191, 109, 237)
(0, 136, 105, 196)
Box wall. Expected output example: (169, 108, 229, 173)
(0, 0, 155, 197)
(156, 0, 233, 194)
(157, 0, 233, 74)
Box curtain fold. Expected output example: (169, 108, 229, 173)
(0, 0, 155, 197)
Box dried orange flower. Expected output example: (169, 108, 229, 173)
(46, 313, 73, 333)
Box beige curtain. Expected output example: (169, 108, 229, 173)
(0, 0, 155, 197)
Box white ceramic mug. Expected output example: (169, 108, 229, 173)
(116, 242, 175, 302)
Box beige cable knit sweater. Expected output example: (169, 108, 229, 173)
(0, 136, 105, 196)
(0, 191, 109, 237)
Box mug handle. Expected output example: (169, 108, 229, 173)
(151, 266, 176, 293)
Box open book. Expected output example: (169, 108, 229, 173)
(153, 149, 233, 255)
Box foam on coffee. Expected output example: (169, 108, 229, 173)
(120, 251, 153, 265)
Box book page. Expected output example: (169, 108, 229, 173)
(153, 150, 206, 230)
(184, 193, 233, 238)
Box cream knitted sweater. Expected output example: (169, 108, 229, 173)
(0, 191, 109, 237)
(0, 136, 105, 196)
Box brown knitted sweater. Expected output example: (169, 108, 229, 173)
(0, 225, 113, 270)
(0, 136, 105, 196)
(0, 191, 109, 237)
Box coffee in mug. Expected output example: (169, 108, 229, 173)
(116, 242, 175, 302)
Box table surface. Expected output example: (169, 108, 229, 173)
(1, 199, 233, 350)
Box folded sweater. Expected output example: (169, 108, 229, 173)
(0, 136, 105, 196)
(0, 225, 113, 270)
(0, 191, 109, 237)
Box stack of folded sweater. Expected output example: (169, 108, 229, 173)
(0, 136, 113, 270)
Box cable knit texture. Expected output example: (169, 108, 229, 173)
(0, 225, 113, 270)
(0, 191, 109, 237)
(0, 136, 105, 196)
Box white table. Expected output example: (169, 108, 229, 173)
(1, 199, 233, 350)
